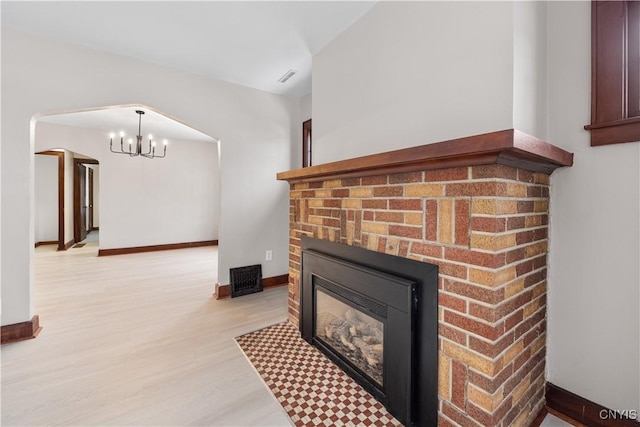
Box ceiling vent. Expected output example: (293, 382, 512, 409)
(277, 69, 297, 83)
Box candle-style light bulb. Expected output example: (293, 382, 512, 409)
(109, 132, 115, 139)
(119, 131, 125, 138)
(152, 141, 156, 147)
(148, 134, 153, 140)
(128, 138, 133, 145)
(163, 140, 168, 145)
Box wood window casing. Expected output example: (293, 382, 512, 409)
(585, 1, 640, 146)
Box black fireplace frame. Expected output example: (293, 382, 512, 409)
(300, 236, 438, 427)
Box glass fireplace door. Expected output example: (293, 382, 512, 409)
(315, 287, 384, 386)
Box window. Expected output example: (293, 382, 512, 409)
(302, 119, 312, 167)
(585, 1, 640, 146)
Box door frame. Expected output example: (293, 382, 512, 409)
(35, 151, 65, 250)
(73, 158, 99, 243)
(87, 168, 94, 231)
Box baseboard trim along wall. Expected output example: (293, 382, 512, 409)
(62, 239, 75, 250)
(546, 382, 640, 426)
(1, 315, 42, 345)
(98, 240, 218, 256)
(531, 406, 547, 427)
(35, 241, 58, 248)
(214, 274, 289, 300)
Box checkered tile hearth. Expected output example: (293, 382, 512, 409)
(235, 322, 403, 427)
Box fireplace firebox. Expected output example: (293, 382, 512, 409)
(300, 236, 438, 427)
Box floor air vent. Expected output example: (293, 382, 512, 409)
(230, 264, 263, 298)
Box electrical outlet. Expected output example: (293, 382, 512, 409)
(265, 250, 272, 261)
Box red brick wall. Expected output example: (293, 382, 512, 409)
(287, 164, 549, 426)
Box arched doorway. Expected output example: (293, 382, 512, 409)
(33, 104, 221, 254)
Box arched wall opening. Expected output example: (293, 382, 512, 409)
(32, 103, 221, 256)
(2, 28, 296, 335)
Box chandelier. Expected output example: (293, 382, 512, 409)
(109, 110, 167, 159)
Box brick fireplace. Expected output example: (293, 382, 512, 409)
(277, 129, 573, 426)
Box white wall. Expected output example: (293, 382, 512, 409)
(289, 93, 312, 169)
(300, 93, 312, 123)
(312, 1, 515, 164)
(546, 1, 640, 412)
(35, 122, 219, 249)
(513, 1, 548, 139)
(1, 28, 296, 325)
(311, 0, 640, 413)
(34, 154, 58, 243)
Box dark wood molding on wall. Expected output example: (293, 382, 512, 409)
(35, 241, 58, 248)
(586, 1, 640, 146)
(586, 117, 640, 146)
(263, 274, 289, 289)
(1, 315, 42, 345)
(63, 239, 76, 250)
(73, 158, 100, 166)
(547, 383, 640, 426)
(213, 273, 289, 300)
(214, 284, 230, 299)
(302, 119, 312, 167)
(35, 150, 65, 250)
(531, 406, 548, 427)
(98, 240, 218, 257)
(74, 158, 99, 244)
(277, 129, 573, 183)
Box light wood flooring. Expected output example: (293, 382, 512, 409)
(2, 243, 574, 427)
(1, 243, 292, 426)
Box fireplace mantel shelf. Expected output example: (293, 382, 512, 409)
(277, 129, 573, 183)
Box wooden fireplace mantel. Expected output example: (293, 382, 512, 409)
(277, 129, 573, 183)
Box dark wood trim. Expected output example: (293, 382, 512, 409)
(74, 158, 99, 165)
(91, 227, 99, 231)
(546, 408, 585, 427)
(547, 382, 640, 426)
(585, 116, 640, 130)
(586, 118, 640, 146)
(277, 129, 573, 183)
(57, 153, 65, 250)
(590, 0, 598, 125)
(74, 158, 99, 244)
(262, 273, 289, 289)
(87, 168, 94, 231)
(214, 283, 230, 299)
(1, 315, 42, 345)
(35, 240, 58, 248)
(586, 1, 640, 146)
(74, 162, 85, 243)
(62, 239, 76, 250)
(98, 240, 218, 256)
(214, 273, 289, 300)
(35, 150, 65, 250)
(531, 406, 548, 427)
(628, 1, 640, 118)
(302, 119, 312, 167)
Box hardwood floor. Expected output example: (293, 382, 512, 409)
(1, 243, 292, 426)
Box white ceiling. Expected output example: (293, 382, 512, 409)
(4, 1, 376, 142)
(1, 1, 376, 98)
(38, 105, 217, 143)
